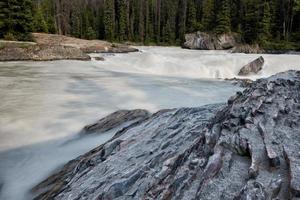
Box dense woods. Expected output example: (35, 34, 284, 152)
(1, 0, 300, 49)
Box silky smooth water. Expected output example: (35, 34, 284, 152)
(0, 47, 299, 200)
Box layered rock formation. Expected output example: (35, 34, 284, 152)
(238, 56, 265, 76)
(32, 71, 300, 200)
(32, 33, 139, 54)
(183, 32, 266, 53)
(82, 109, 151, 134)
(0, 33, 138, 61)
(0, 44, 91, 61)
(183, 32, 241, 50)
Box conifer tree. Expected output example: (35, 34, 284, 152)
(104, 0, 115, 41)
(0, 0, 7, 38)
(186, 0, 198, 33)
(215, 0, 231, 34)
(259, 1, 271, 44)
(243, 0, 260, 43)
(0, 0, 33, 40)
(177, 0, 187, 42)
(202, 0, 215, 31)
(117, 0, 127, 41)
(33, 5, 48, 33)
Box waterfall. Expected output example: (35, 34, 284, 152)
(94, 46, 300, 80)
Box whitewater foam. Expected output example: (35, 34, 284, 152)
(92, 46, 300, 80)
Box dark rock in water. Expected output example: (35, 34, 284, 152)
(82, 109, 150, 134)
(94, 56, 105, 61)
(225, 77, 253, 88)
(238, 56, 265, 76)
(183, 32, 241, 50)
(32, 71, 300, 200)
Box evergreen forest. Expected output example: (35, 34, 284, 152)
(1, 0, 300, 49)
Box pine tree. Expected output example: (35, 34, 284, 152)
(259, 1, 271, 44)
(0, 0, 8, 38)
(144, 0, 154, 44)
(177, 0, 187, 42)
(243, 0, 260, 43)
(33, 5, 48, 33)
(86, 26, 97, 40)
(215, 0, 231, 34)
(117, 0, 127, 41)
(0, 0, 33, 40)
(104, 0, 115, 41)
(97, 6, 105, 39)
(138, 0, 145, 42)
(202, 0, 215, 31)
(47, 17, 56, 34)
(40, 0, 56, 34)
(186, 0, 198, 33)
(70, 14, 81, 38)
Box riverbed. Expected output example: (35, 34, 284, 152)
(0, 47, 300, 199)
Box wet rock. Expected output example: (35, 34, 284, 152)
(183, 32, 241, 50)
(238, 56, 265, 76)
(82, 109, 150, 134)
(33, 71, 300, 200)
(225, 77, 254, 88)
(235, 181, 267, 200)
(94, 56, 105, 61)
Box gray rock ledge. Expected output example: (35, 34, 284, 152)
(32, 70, 300, 200)
(238, 56, 265, 76)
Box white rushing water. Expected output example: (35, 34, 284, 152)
(94, 46, 300, 80)
(0, 47, 299, 200)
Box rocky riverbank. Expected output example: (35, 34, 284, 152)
(32, 70, 300, 200)
(0, 33, 138, 62)
(184, 32, 296, 54)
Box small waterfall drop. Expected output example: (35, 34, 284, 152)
(95, 46, 300, 80)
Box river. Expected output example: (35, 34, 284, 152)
(0, 47, 299, 199)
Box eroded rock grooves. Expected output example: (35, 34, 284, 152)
(33, 71, 300, 200)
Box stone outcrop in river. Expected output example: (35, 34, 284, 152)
(183, 32, 265, 53)
(238, 56, 265, 76)
(32, 71, 300, 200)
(183, 32, 241, 50)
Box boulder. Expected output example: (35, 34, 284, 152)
(238, 56, 265, 76)
(32, 71, 300, 200)
(183, 32, 241, 50)
(94, 56, 105, 61)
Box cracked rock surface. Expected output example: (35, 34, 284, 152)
(32, 70, 300, 200)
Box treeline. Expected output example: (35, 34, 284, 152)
(1, 0, 300, 48)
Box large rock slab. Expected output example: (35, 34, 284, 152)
(0, 43, 91, 61)
(238, 56, 265, 76)
(32, 71, 300, 200)
(183, 32, 241, 50)
(32, 33, 138, 54)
